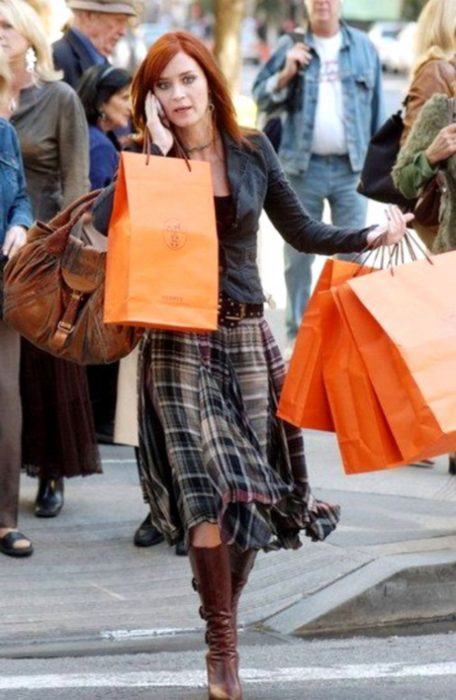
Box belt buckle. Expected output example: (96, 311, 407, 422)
(224, 301, 246, 322)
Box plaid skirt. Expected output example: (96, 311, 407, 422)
(137, 319, 339, 551)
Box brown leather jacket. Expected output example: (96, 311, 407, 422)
(401, 55, 456, 144)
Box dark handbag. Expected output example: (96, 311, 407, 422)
(357, 109, 413, 209)
(3, 190, 142, 365)
(260, 30, 306, 153)
(413, 170, 447, 228)
(263, 115, 282, 152)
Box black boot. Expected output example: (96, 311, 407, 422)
(189, 544, 242, 700)
(34, 477, 64, 518)
(133, 514, 165, 547)
(450, 453, 456, 476)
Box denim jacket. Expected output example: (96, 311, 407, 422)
(252, 22, 385, 176)
(0, 118, 32, 246)
(92, 132, 372, 304)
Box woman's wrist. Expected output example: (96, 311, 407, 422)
(366, 225, 386, 248)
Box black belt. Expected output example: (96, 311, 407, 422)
(218, 293, 263, 328)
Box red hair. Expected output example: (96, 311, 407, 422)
(131, 31, 244, 145)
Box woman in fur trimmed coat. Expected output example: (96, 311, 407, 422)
(393, 92, 456, 254)
(393, 89, 456, 476)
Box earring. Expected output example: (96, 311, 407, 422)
(25, 46, 37, 74)
(208, 101, 215, 113)
(100, 111, 107, 121)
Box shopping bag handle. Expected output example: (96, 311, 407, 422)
(351, 228, 433, 278)
(142, 128, 192, 172)
(385, 231, 434, 275)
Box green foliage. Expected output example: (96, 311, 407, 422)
(400, 0, 428, 20)
(256, 0, 283, 19)
(191, 0, 213, 14)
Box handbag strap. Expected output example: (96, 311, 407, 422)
(45, 190, 102, 256)
(449, 96, 456, 123)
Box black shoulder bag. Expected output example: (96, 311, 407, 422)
(357, 107, 413, 209)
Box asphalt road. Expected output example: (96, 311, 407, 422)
(1, 630, 455, 699)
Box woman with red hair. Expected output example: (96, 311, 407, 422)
(92, 31, 411, 700)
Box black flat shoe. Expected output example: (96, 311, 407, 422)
(449, 454, 456, 476)
(174, 540, 188, 557)
(133, 514, 165, 547)
(0, 531, 33, 558)
(35, 477, 64, 518)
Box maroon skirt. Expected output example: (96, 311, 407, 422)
(20, 339, 101, 479)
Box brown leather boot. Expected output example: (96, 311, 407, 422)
(189, 544, 242, 700)
(229, 547, 257, 642)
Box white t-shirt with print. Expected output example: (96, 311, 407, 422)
(310, 31, 348, 156)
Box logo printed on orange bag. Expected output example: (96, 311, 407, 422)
(163, 219, 187, 250)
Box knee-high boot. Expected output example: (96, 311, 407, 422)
(189, 544, 242, 700)
(229, 547, 257, 641)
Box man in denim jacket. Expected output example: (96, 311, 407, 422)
(252, 0, 384, 352)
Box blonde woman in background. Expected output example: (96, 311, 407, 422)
(0, 47, 33, 556)
(401, 0, 456, 147)
(0, 0, 101, 519)
(394, 0, 456, 477)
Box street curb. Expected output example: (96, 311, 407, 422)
(261, 550, 456, 637)
(0, 629, 286, 660)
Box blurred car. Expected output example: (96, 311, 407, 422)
(368, 21, 407, 71)
(385, 22, 417, 74)
(241, 17, 261, 64)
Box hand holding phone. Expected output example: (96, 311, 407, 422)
(144, 91, 173, 155)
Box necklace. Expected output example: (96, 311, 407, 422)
(184, 137, 214, 154)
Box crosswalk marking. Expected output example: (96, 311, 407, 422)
(1, 662, 456, 689)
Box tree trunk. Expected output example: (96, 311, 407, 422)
(213, 0, 245, 94)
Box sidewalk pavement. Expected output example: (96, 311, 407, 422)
(1, 302, 455, 658)
(1, 413, 455, 658)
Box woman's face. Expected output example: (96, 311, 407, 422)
(0, 14, 29, 65)
(100, 85, 131, 130)
(153, 51, 210, 130)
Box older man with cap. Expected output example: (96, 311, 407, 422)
(55, 1, 177, 552)
(53, 1, 137, 87)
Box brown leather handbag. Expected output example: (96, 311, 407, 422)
(3, 190, 142, 365)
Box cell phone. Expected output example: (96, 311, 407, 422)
(289, 28, 306, 44)
(155, 97, 165, 120)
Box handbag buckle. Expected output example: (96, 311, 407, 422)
(57, 320, 75, 334)
(57, 291, 84, 335)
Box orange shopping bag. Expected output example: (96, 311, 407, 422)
(278, 258, 370, 431)
(340, 252, 456, 460)
(104, 153, 218, 331)
(319, 286, 406, 474)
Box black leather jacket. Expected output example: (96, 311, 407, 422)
(93, 131, 372, 303)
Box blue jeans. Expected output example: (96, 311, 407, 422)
(284, 154, 368, 342)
